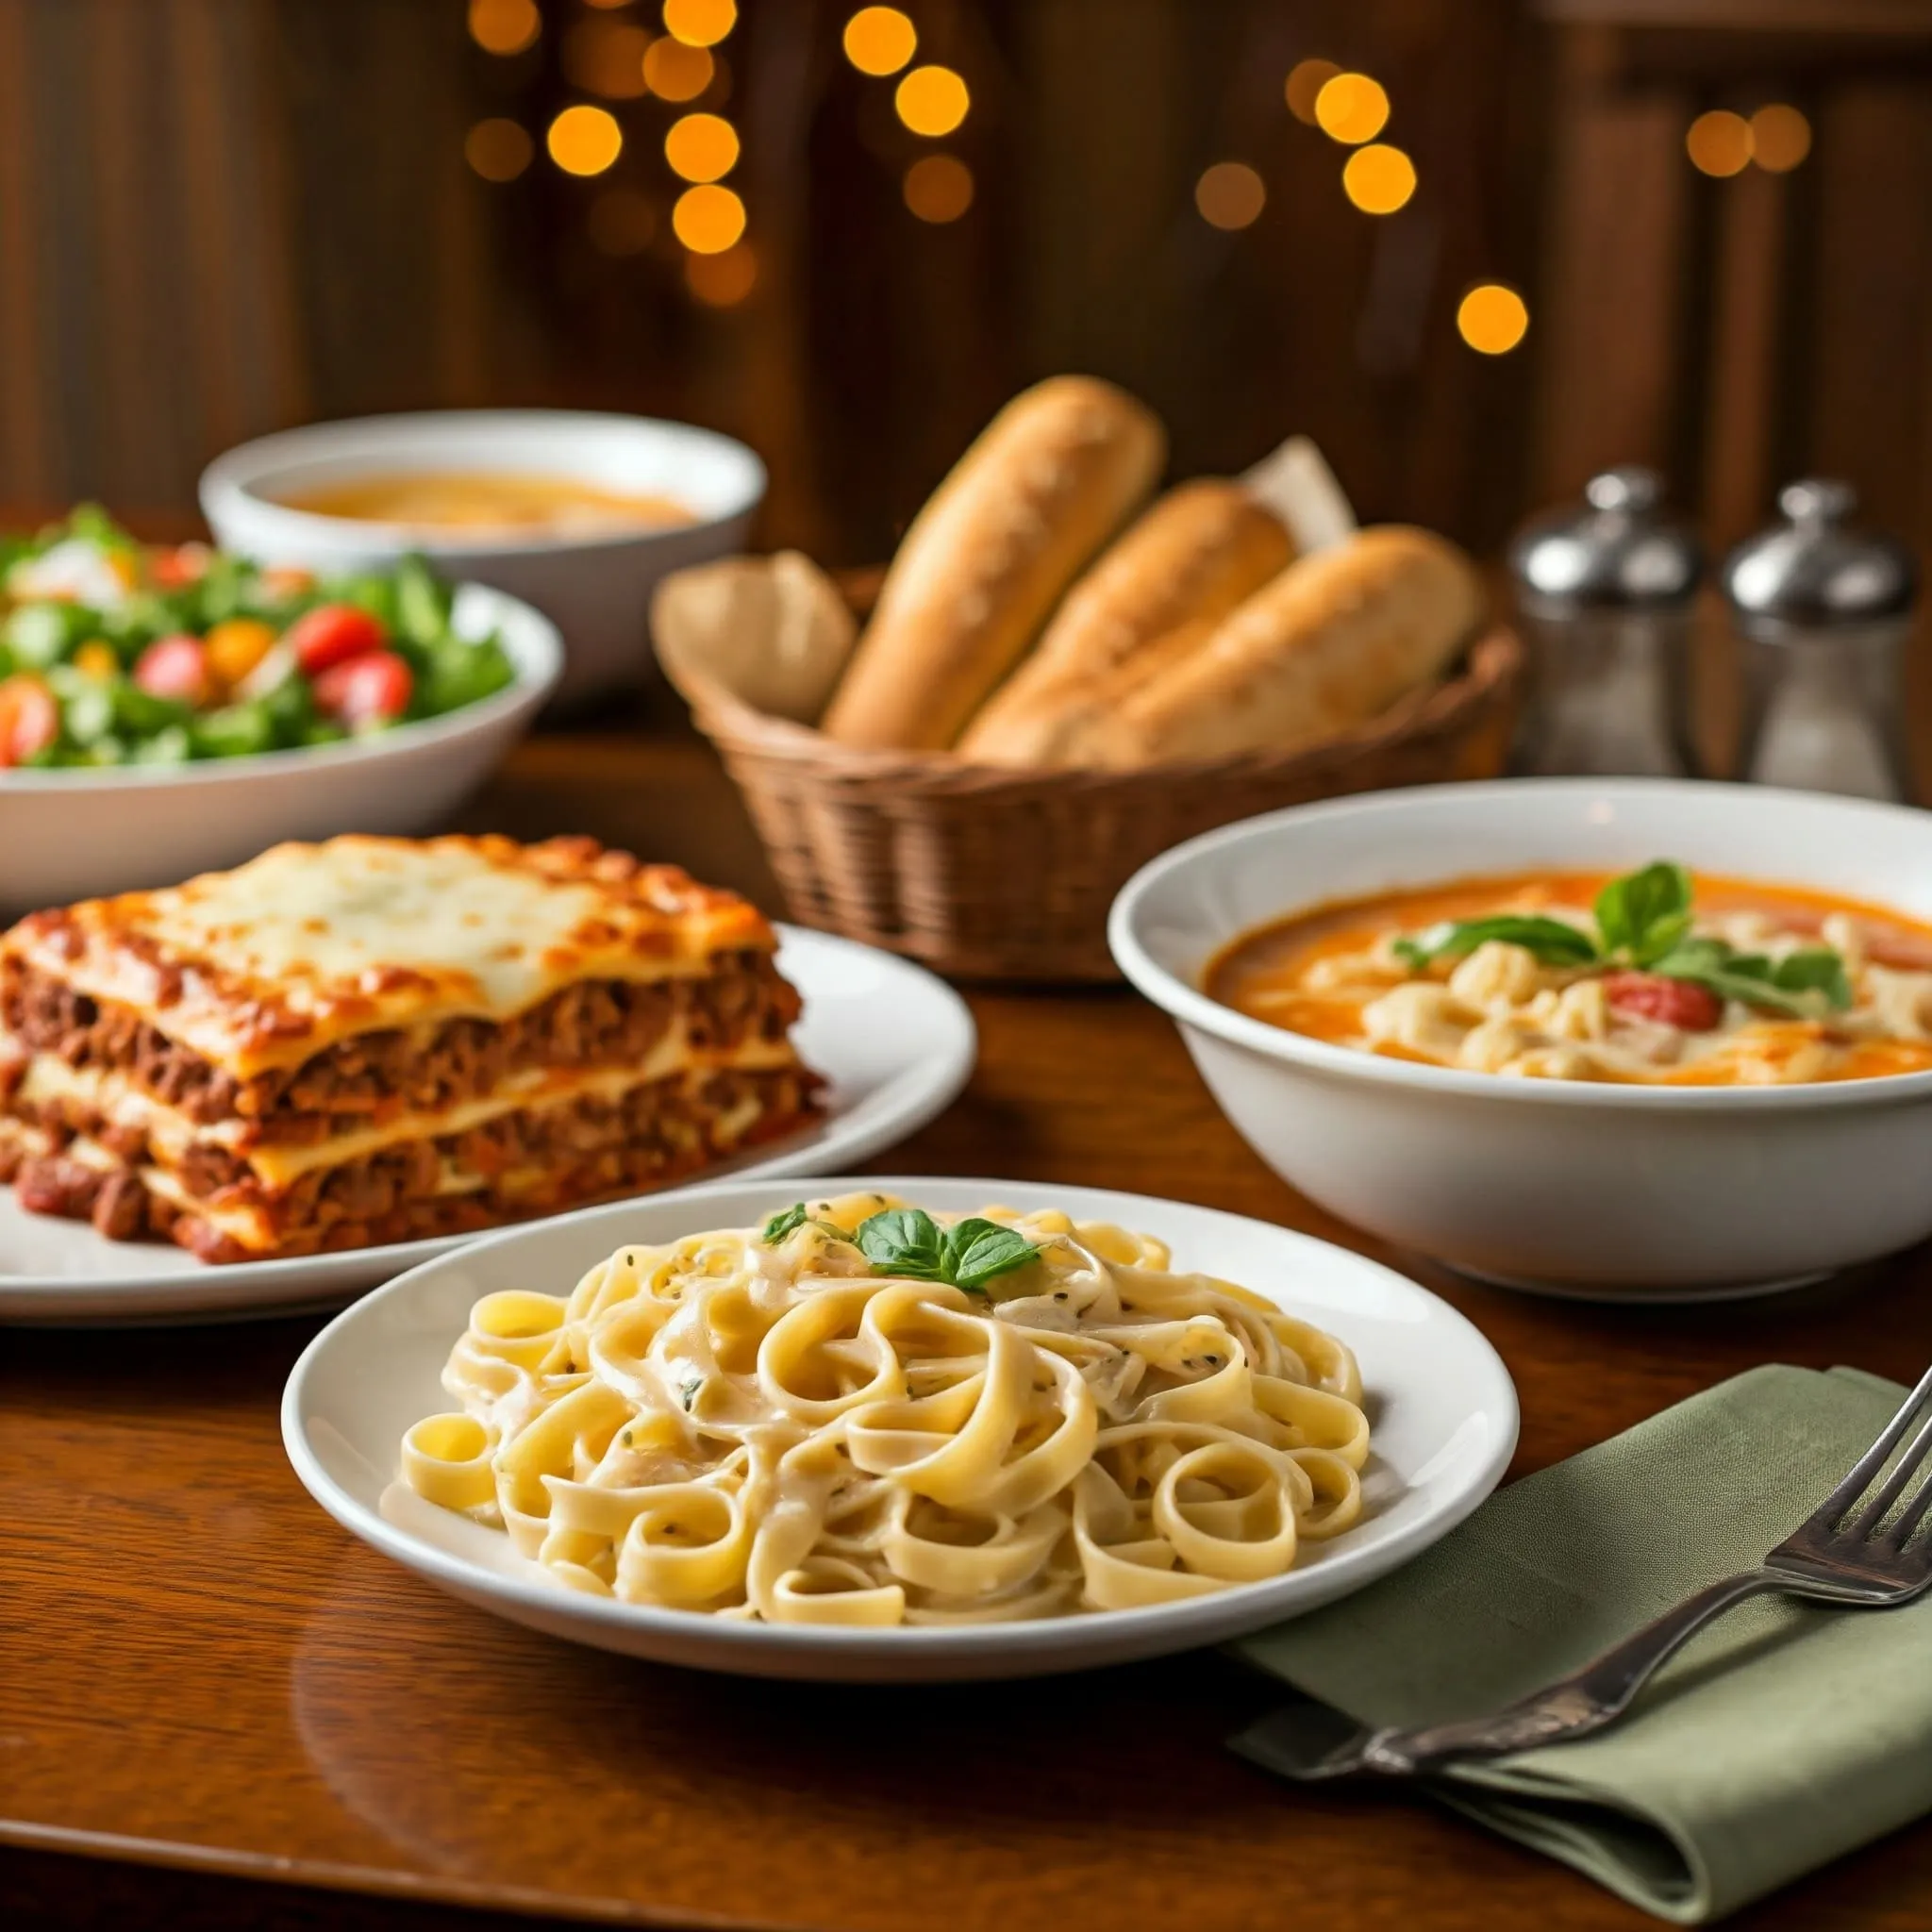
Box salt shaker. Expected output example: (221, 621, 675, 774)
(1724, 480, 1918, 803)
(1507, 466, 1703, 777)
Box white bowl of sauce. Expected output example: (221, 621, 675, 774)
(1109, 779, 1932, 1299)
(201, 410, 765, 707)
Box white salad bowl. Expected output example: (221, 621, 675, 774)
(201, 409, 765, 708)
(1109, 779, 1932, 1300)
(0, 583, 558, 916)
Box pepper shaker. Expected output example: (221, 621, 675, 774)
(1507, 467, 1703, 778)
(1723, 480, 1918, 803)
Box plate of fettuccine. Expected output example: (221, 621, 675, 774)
(282, 1175, 1516, 1681)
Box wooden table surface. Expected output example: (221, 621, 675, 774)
(8, 708, 1932, 1932)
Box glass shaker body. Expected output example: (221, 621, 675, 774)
(1512, 606, 1698, 778)
(1736, 620, 1912, 803)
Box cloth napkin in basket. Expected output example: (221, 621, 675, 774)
(1232, 1364, 1932, 1924)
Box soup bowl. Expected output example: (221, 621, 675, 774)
(1108, 779, 1932, 1299)
(201, 409, 765, 707)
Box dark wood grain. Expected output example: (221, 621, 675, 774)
(7, 724, 1932, 1932)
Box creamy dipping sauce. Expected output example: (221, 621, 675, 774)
(277, 472, 695, 537)
(1208, 870, 1932, 1087)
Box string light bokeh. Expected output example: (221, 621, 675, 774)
(665, 111, 739, 184)
(1195, 162, 1265, 231)
(904, 153, 974, 224)
(547, 104, 623, 177)
(844, 7, 917, 77)
(458, 13, 1541, 355)
(895, 64, 970, 139)
(469, 0, 541, 58)
(1457, 284, 1530, 355)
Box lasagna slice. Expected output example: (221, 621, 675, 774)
(0, 836, 822, 1262)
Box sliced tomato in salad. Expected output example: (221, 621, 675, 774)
(312, 649, 413, 728)
(0, 675, 58, 766)
(134, 634, 213, 707)
(285, 602, 387, 675)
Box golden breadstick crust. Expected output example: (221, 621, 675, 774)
(1074, 525, 1483, 769)
(957, 479, 1292, 765)
(820, 375, 1165, 749)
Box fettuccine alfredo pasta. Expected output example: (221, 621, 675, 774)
(400, 1194, 1371, 1624)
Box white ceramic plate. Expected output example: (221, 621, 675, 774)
(0, 929, 974, 1324)
(282, 1175, 1518, 1683)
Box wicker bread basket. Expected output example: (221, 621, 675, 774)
(661, 571, 1523, 981)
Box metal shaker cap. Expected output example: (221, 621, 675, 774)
(1722, 480, 1918, 639)
(1509, 467, 1703, 613)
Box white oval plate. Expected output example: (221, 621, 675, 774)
(283, 1175, 1518, 1683)
(0, 930, 974, 1324)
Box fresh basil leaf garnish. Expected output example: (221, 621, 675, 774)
(760, 1203, 809, 1243)
(1772, 946, 1854, 1010)
(1649, 945, 1810, 1017)
(853, 1208, 1041, 1294)
(1594, 861, 1692, 966)
(1394, 915, 1598, 970)
(856, 1207, 950, 1281)
(941, 1218, 1042, 1292)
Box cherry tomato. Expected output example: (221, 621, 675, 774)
(1604, 971, 1723, 1032)
(0, 675, 58, 766)
(312, 649, 412, 728)
(148, 543, 210, 590)
(133, 634, 212, 707)
(284, 603, 386, 675)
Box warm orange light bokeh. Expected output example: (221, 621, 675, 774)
(665, 112, 739, 183)
(1457, 284, 1529, 355)
(662, 0, 735, 47)
(547, 105, 624, 177)
(562, 21, 652, 100)
(894, 65, 970, 138)
(1751, 103, 1812, 174)
(673, 182, 747, 254)
(587, 189, 658, 257)
(465, 118, 533, 182)
(904, 154, 974, 223)
(643, 36, 714, 101)
(469, 0, 540, 58)
(1194, 161, 1266, 231)
(1314, 74, 1390, 145)
(686, 242, 758, 306)
(1687, 109, 1753, 177)
(1341, 142, 1415, 213)
(844, 7, 917, 77)
(1285, 58, 1340, 125)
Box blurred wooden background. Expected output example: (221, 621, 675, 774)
(0, 0, 1928, 579)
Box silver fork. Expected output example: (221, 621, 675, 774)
(1254, 1360, 1932, 1781)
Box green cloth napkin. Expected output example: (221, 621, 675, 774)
(1232, 1364, 1932, 1924)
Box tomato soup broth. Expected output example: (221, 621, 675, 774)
(1208, 870, 1932, 1087)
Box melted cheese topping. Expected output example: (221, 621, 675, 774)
(1209, 870, 1932, 1088)
(2, 836, 776, 1077)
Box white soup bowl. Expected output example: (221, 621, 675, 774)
(1109, 780, 1932, 1299)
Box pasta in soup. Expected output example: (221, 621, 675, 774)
(400, 1193, 1370, 1624)
(1208, 861, 1932, 1087)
